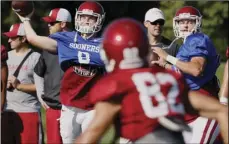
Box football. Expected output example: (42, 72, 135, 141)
(11, 1, 34, 17)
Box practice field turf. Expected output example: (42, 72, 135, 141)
(41, 62, 226, 143)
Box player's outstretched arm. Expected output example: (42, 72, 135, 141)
(23, 21, 57, 53)
(152, 47, 206, 77)
(219, 60, 228, 104)
(188, 91, 226, 119)
(188, 91, 228, 143)
(15, 11, 57, 53)
(173, 57, 206, 77)
(75, 101, 121, 144)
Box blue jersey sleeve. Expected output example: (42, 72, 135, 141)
(177, 33, 220, 90)
(49, 32, 76, 53)
(49, 32, 73, 42)
(186, 33, 208, 58)
(49, 32, 64, 53)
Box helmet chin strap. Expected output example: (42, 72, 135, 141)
(81, 33, 95, 39)
(100, 48, 115, 73)
(168, 29, 194, 47)
(105, 59, 115, 73)
(76, 25, 97, 39)
(162, 37, 181, 50)
(181, 28, 197, 43)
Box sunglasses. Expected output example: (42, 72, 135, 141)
(48, 21, 60, 26)
(150, 20, 165, 26)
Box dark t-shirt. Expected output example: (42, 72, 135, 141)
(150, 36, 179, 57)
(34, 51, 63, 109)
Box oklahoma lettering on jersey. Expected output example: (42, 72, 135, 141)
(49, 31, 104, 68)
(89, 66, 188, 141)
(69, 43, 100, 53)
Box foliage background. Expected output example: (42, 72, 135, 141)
(1, 1, 228, 61)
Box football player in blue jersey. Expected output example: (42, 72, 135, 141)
(14, 1, 106, 143)
(151, 6, 221, 144)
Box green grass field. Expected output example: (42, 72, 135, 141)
(41, 62, 226, 143)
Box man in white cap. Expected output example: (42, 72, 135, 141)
(33, 8, 72, 144)
(2, 23, 41, 144)
(42, 8, 72, 34)
(144, 8, 179, 66)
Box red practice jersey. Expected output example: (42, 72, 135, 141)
(60, 66, 104, 109)
(89, 66, 189, 141)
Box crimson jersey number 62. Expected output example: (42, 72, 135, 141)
(132, 72, 185, 119)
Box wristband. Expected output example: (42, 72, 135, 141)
(166, 55, 178, 65)
(220, 97, 228, 105)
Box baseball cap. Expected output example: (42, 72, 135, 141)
(42, 8, 72, 23)
(3, 23, 25, 38)
(145, 8, 165, 22)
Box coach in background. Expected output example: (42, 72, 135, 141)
(144, 8, 179, 63)
(33, 8, 72, 144)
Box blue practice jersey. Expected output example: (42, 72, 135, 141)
(175, 33, 220, 90)
(49, 31, 104, 69)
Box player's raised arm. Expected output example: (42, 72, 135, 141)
(12, 2, 57, 53)
(22, 20, 57, 53)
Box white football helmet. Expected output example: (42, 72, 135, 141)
(75, 1, 105, 35)
(173, 6, 202, 38)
